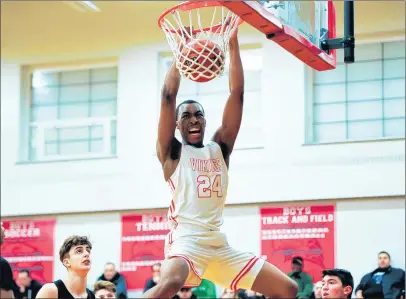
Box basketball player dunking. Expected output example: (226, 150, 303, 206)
(144, 28, 298, 299)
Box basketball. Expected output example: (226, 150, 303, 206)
(179, 40, 225, 83)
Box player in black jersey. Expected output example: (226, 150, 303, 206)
(36, 235, 95, 299)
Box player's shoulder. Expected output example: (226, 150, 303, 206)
(36, 282, 58, 298)
(0, 256, 12, 271)
(206, 140, 221, 149)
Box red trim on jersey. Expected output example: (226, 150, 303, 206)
(168, 230, 173, 244)
(230, 256, 259, 291)
(168, 178, 176, 191)
(170, 254, 202, 279)
(171, 200, 175, 212)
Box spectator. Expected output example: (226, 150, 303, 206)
(309, 281, 323, 299)
(96, 262, 127, 299)
(321, 268, 353, 299)
(173, 287, 197, 299)
(192, 279, 216, 299)
(355, 251, 405, 299)
(143, 263, 161, 293)
(94, 281, 116, 299)
(14, 269, 42, 299)
(287, 256, 314, 299)
(0, 222, 15, 299)
(220, 288, 239, 299)
(238, 289, 266, 299)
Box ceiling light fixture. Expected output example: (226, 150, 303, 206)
(80, 1, 100, 12)
(64, 1, 101, 12)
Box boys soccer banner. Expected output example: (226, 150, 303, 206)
(1, 219, 55, 284)
(260, 205, 335, 282)
(121, 212, 170, 291)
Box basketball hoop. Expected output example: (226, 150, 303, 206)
(158, 1, 243, 82)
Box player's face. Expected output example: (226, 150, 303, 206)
(63, 245, 91, 274)
(177, 103, 206, 146)
(321, 275, 351, 299)
(378, 253, 390, 268)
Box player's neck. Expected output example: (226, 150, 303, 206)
(64, 271, 87, 296)
(185, 141, 204, 148)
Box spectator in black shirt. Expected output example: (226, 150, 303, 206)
(0, 222, 15, 299)
(355, 251, 405, 299)
(14, 269, 42, 299)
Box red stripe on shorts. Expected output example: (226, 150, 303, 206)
(230, 256, 259, 291)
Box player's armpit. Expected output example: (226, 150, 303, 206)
(35, 283, 58, 299)
(157, 62, 181, 165)
(211, 128, 231, 166)
(211, 89, 244, 159)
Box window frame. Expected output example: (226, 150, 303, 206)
(21, 62, 118, 163)
(305, 36, 406, 145)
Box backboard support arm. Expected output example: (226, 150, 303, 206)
(321, 0, 355, 63)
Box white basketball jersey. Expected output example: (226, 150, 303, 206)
(167, 141, 228, 231)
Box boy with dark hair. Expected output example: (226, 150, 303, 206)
(321, 268, 353, 299)
(36, 235, 95, 299)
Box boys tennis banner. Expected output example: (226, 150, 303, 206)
(121, 212, 170, 291)
(260, 205, 335, 282)
(1, 219, 55, 284)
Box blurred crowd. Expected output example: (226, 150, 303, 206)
(141, 253, 404, 299)
(1, 228, 404, 299)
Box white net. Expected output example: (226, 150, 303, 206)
(159, 2, 241, 82)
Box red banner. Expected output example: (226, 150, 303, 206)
(260, 205, 335, 282)
(1, 219, 55, 285)
(121, 212, 170, 291)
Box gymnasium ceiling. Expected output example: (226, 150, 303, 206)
(1, 1, 405, 65)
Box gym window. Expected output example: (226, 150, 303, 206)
(307, 40, 405, 144)
(158, 45, 263, 149)
(26, 65, 118, 162)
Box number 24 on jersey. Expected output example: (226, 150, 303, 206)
(197, 175, 222, 198)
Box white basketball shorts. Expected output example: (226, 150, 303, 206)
(164, 224, 265, 291)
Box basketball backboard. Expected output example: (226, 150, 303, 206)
(221, 0, 355, 71)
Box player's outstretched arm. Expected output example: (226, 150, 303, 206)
(212, 31, 244, 162)
(156, 61, 181, 165)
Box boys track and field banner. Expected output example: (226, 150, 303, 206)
(260, 205, 335, 282)
(121, 212, 170, 291)
(1, 219, 55, 284)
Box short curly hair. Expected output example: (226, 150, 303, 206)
(94, 281, 116, 294)
(59, 235, 92, 263)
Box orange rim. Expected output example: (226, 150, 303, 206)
(158, 1, 243, 35)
